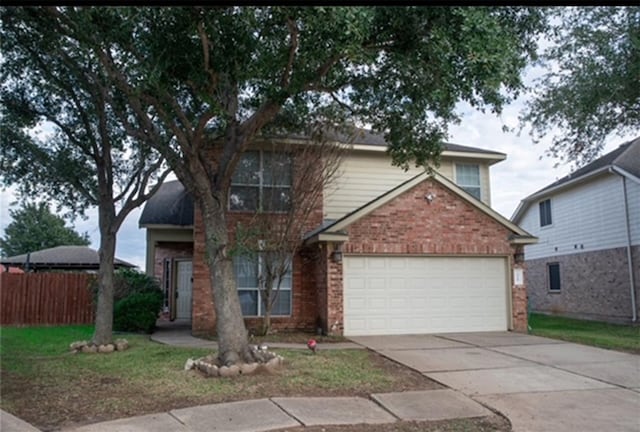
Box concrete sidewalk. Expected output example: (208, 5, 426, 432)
(59, 390, 492, 432)
(1, 392, 494, 432)
(150, 327, 363, 350)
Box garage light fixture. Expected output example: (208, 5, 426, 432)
(425, 192, 436, 203)
(332, 243, 343, 263)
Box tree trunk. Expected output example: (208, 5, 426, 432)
(261, 279, 274, 336)
(202, 197, 251, 365)
(92, 210, 116, 346)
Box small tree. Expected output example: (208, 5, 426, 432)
(0, 202, 90, 257)
(234, 129, 346, 335)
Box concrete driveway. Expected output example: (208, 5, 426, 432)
(350, 332, 640, 432)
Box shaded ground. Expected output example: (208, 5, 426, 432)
(0, 326, 448, 432)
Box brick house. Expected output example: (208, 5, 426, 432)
(139, 131, 536, 336)
(512, 137, 639, 324)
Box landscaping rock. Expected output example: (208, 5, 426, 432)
(70, 340, 88, 351)
(240, 362, 259, 375)
(114, 339, 129, 351)
(184, 358, 195, 371)
(98, 344, 115, 353)
(205, 364, 219, 377)
(82, 344, 98, 354)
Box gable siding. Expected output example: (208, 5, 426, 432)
(519, 174, 633, 260)
(324, 152, 492, 220)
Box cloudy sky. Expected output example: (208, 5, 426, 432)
(1, 66, 636, 270)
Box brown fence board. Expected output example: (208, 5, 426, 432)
(0, 273, 95, 325)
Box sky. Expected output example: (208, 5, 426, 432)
(0, 69, 636, 271)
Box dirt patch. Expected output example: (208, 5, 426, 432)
(280, 416, 511, 432)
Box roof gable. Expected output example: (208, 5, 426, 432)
(306, 170, 534, 243)
(512, 136, 640, 223)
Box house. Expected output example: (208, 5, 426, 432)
(139, 130, 536, 336)
(512, 137, 640, 324)
(0, 245, 136, 272)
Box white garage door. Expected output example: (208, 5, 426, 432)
(344, 256, 508, 336)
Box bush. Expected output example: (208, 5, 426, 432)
(113, 291, 164, 334)
(113, 268, 161, 303)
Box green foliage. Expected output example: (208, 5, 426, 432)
(113, 268, 162, 303)
(522, 6, 640, 167)
(0, 202, 90, 257)
(113, 291, 163, 334)
(529, 313, 640, 353)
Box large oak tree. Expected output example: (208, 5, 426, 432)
(1, 6, 546, 364)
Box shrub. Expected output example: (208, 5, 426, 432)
(113, 268, 161, 303)
(113, 291, 164, 334)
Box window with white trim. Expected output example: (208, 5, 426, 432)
(229, 151, 292, 212)
(233, 253, 292, 316)
(455, 163, 481, 200)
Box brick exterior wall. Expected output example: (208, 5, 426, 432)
(153, 242, 193, 281)
(192, 203, 324, 336)
(325, 179, 528, 333)
(190, 177, 528, 336)
(526, 245, 640, 323)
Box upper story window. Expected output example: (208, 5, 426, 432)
(455, 164, 481, 200)
(230, 151, 292, 212)
(539, 199, 552, 227)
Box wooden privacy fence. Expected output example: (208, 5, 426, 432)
(0, 273, 95, 325)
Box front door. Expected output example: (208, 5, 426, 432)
(175, 260, 192, 320)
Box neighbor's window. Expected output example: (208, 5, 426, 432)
(548, 263, 561, 291)
(456, 164, 481, 200)
(539, 199, 552, 227)
(229, 151, 292, 212)
(233, 253, 292, 317)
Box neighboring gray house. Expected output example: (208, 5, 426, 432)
(512, 137, 640, 323)
(0, 246, 136, 272)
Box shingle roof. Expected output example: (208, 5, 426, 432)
(511, 136, 640, 222)
(0, 246, 136, 270)
(534, 136, 640, 195)
(138, 180, 194, 227)
(280, 128, 504, 156)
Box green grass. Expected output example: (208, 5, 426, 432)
(528, 313, 640, 353)
(0, 325, 436, 431)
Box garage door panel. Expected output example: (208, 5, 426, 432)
(344, 256, 508, 336)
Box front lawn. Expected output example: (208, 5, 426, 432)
(0, 325, 440, 431)
(528, 313, 640, 353)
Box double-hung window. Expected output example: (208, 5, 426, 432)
(455, 164, 481, 200)
(229, 151, 292, 212)
(233, 253, 292, 317)
(539, 199, 552, 227)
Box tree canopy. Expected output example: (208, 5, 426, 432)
(0, 6, 548, 362)
(0, 202, 90, 257)
(1, 6, 171, 345)
(522, 6, 640, 167)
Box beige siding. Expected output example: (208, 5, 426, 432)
(324, 151, 492, 220)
